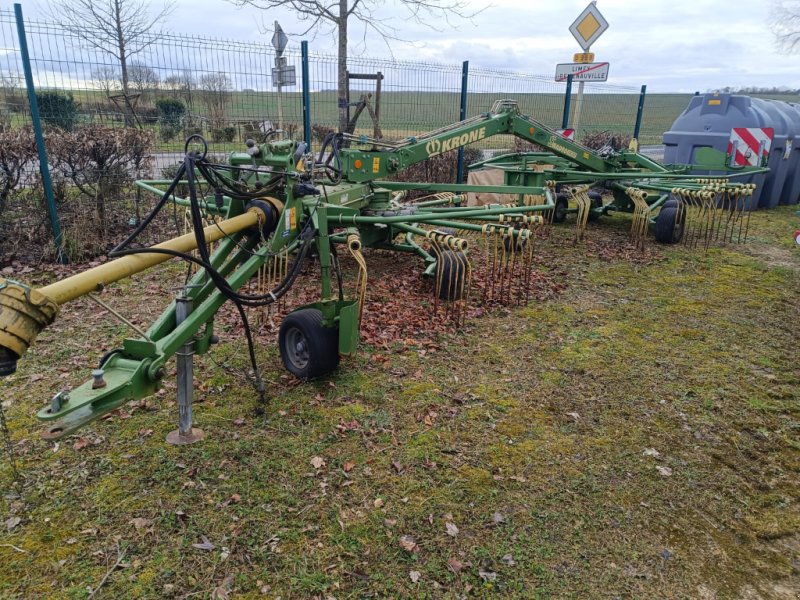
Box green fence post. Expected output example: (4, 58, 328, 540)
(456, 60, 469, 184)
(562, 74, 573, 129)
(633, 84, 647, 140)
(301, 41, 312, 151)
(14, 3, 66, 263)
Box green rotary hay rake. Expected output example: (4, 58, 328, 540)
(0, 99, 766, 440)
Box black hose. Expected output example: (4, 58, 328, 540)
(111, 161, 187, 254)
(107, 143, 312, 410)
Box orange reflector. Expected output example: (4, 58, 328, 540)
(529, 127, 535, 135)
(354, 159, 363, 169)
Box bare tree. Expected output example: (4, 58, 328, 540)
(50, 0, 174, 118)
(163, 70, 196, 110)
(0, 71, 24, 114)
(128, 63, 160, 105)
(226, 0, 479, 132)
(771, 1, 800, 51)
(92, 66, 121, 96)
(199, 73, 232, 128)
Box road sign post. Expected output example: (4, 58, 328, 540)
(564, 2, 610, 135)
(272, 21, 289, 130)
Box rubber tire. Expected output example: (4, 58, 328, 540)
(552, 194, 569, 224)
(437, 250, 468, 301)
(279, 308, 340, 380)
(654, 206, 686, 244)
(587, 190, 603, 221)
(661, 198, 680, 211)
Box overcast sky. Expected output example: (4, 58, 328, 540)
(26, 0, 800, 93)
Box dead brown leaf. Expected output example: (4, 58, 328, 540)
(129, 518, 152, 531)
(399, 535, 420, 553)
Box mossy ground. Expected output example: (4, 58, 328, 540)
(1, 207, 799, 599)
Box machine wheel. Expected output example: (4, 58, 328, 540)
(552, 193, 569, 223)
(587, 190, 603, 221)
(661, 196, 680, 211)
(279, 309, 340, 380)
(437, 250, 468, 301)
(654, 206, 686, 244)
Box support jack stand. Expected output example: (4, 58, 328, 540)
(166, 293, 204, 445)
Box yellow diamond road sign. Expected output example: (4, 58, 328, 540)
(569, 2, 609, 52)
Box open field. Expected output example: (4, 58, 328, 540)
(0, 206, 798, 598)
(9, 90, 799, 152)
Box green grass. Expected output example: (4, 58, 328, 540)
(10, 89, 799, 154)
(0, 207, 799, 597)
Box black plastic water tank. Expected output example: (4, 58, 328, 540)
(663, 93, 768, 210)
(750, 98, 790, 209)
(779, 101, 800, 205)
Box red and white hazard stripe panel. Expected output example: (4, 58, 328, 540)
(727, 127, 773, 167)
(556, 129, 575, 141)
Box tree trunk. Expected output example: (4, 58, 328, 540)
(337, 0, 348, 133)
(114, 0, 135, 127)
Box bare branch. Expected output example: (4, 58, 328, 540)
(49, 0, 175, 98)
(225, 0, 482, 131)
(771, 0, 800, 52)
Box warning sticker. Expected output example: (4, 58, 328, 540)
(285, 207, 297, 231)
(372, 157, 381, 173)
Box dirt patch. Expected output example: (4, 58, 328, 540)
(745, 242, 799, 271)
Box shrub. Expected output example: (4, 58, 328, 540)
(183, 117, 205, 139)
(283, 123, 299, 140)
(579, 131, 633, 152)
(36, 91, 78, 131)
(514, 137, 547, 153)
(389, 146, 483, 200)
(136, 105, 160, 125)
(0, 126, 37, 213)
(157, 99, 186, 142)
(46, 126, 154, 230)
(211, 125, 236, 143)
(156, 98, 185, 125)
(311, 123, 335, 144)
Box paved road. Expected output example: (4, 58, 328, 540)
(639, 144, 665, 161)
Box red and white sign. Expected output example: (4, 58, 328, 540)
(556, 129, 575, 140)
(555, 62, 610, 82)
(727, 127, 773, 167)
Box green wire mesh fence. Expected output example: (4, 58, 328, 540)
(0, 8, 686, 262)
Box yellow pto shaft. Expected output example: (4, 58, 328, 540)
(0, 207, 263, 375)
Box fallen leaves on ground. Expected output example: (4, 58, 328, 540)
(445, 521, 459, 537)
(399, 535, 420, 553)
(191, 535, 215, 551)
